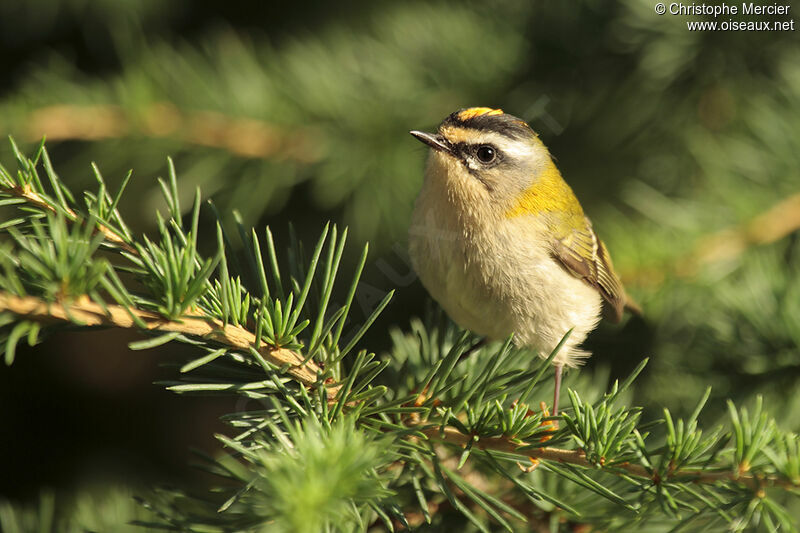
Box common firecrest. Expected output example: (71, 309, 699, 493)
(408, 107, 638, 414)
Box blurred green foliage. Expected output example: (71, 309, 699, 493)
(1, 0, 799, 529)
(0, 487, 151, 533)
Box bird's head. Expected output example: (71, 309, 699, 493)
(410, 107, 581, 222)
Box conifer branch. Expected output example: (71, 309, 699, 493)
(15, 104, 321, 163)
(5, 183, 137, 254)
(686, 191, 800, 268)
(424, 426, 796, 491)
(0, 291, 334, 396)
(624, 191, 800, 285)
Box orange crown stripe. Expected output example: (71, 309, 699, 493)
(457, 107, 504, 120)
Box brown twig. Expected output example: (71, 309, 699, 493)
(17, 104, 322, 163)
(0, 292, 339, 398)
(684, 192, 800, 269)
(7, 184, 137, 254)
(422, 426, 797, 490)
(623, 192, 800, 286)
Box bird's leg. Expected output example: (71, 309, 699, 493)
(553, 364, 563, 416)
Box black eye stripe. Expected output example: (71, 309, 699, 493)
(451, 143, 500, 160)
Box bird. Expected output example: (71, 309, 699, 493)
(408, 107, 638, 415)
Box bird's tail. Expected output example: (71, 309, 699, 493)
(623, 293, 643, 317)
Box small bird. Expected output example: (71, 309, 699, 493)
(408, 107, 638, 415)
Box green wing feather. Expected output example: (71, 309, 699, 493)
(549, 215, 627, 323)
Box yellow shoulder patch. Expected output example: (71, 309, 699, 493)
(504, 159, 584, 220)
(457, 107, 504, 120)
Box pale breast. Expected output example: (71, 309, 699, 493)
(409, 214, 493, 335)
(409, 200, 603, 367)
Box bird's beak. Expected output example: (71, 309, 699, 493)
(410, 130, 453, 155)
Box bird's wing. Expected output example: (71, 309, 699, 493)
(549, 215, 626, 323)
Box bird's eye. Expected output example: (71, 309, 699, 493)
(476, 145, 496, 163)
